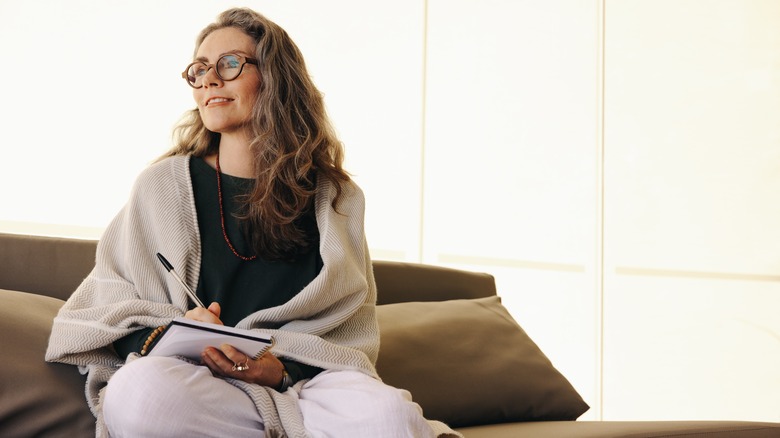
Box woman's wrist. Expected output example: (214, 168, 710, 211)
(140, 326, 167, 356)
(278, 364, 292, 391)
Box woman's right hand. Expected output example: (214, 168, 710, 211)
(184, 302, 223, 325)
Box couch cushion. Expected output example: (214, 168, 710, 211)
(376, 296, 589, 428)
(456, 420, 780, 438)
(0, 289, 94, 437)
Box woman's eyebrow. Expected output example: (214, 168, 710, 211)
(194, 50, 251, 62)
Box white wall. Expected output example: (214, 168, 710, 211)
(603, 0, 780, 421)
(424, 0, 602, 419)
(1, 0, 778, 422)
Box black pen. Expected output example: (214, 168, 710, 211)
(156, 253, 206, 308)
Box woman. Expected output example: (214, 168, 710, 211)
(46, 8, 459, 438)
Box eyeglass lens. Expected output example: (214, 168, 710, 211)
(186, 54, 244, 87)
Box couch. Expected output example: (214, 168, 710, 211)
(1, 231, 779, 438)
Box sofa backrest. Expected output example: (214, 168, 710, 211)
(373, 260, 496, 305)
(0, 232, 496, 304)
(0, 233, 98, 301)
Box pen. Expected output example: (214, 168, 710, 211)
(156, 253, 206, 308)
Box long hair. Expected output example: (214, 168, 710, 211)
(163, 8, 350, 260)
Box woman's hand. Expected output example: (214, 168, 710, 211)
(185, 302, 285, 387)
(201, 343, 285, 388)
(184, 302, 223, 325)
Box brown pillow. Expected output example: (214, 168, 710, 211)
(0, 289, 95, 437)
(375, 296, 589, 427)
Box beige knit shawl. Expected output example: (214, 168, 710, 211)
(45, 156, 388, 437)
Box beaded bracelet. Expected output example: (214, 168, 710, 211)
(140, 326, 167, 356)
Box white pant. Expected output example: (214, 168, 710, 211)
(103, 356, 435, 438)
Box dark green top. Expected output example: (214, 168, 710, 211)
(189, 156, 323, 326)
(114, 156, 323, 383)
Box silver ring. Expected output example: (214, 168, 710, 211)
(232, 354, 250, 372)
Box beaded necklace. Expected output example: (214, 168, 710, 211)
(215, 152, 257, 261)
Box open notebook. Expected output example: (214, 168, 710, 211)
(148, 317, 275, 361)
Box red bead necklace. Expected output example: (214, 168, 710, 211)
(215, 153, 257, 261)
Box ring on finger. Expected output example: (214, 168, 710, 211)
(232, 354, 250, 372)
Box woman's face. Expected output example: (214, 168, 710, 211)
(193, 27, 261, 138)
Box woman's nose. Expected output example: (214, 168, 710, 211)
(202, 66, 222, 88)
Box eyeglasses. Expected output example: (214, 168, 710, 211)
(182, 53, 259, 89)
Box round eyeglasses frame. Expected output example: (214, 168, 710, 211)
(181, 54, 259, 89)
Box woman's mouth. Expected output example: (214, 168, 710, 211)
(206, 97, 234, 106)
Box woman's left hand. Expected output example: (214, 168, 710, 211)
(201, 343, 285, 388)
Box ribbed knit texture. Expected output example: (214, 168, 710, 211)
(45, 156, 458, 437)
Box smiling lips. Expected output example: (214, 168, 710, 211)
(205, 97, 233, 106)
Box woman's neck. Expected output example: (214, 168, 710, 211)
(208, 133, 255, 178)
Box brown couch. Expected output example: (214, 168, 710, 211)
(1, 232, 779, 437)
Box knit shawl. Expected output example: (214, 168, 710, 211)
(45, 156, 425, 437)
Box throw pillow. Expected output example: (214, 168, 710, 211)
(375, 296, 589, 427)
(0, 289, 95, 437)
